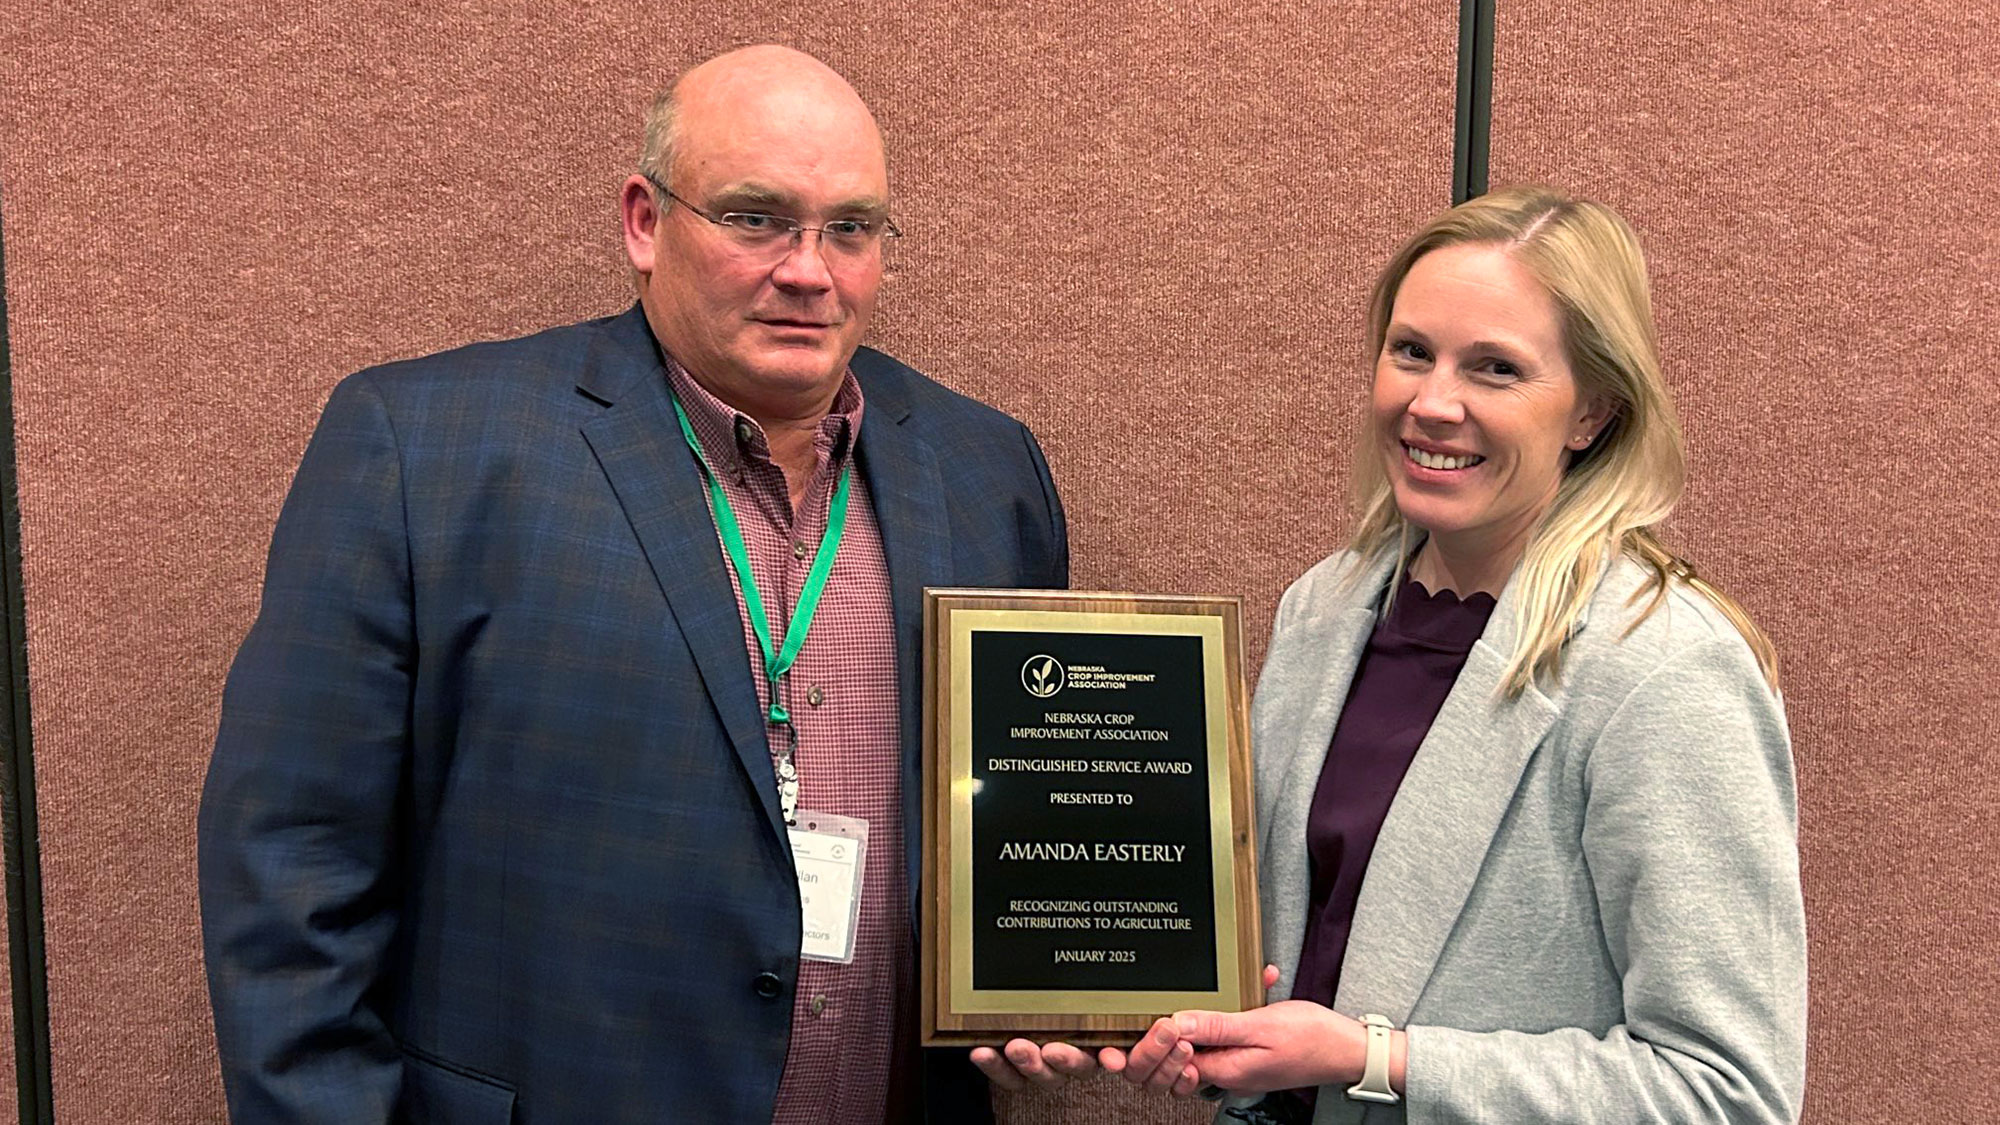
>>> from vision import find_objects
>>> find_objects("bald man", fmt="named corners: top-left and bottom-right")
top-left (199, 45), bottom-right (1067, 1124)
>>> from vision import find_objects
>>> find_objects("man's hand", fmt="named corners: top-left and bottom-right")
top-left (969, 1039), bottom-right (1101, 1093)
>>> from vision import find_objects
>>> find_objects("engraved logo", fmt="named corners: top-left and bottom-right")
top-left (1021, 655), bottom-right (1065, 698)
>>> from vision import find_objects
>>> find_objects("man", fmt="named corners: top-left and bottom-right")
top-left (199, 45), bottom-right (1067, 1123)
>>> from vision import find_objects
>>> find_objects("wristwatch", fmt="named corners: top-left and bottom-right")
top-left (1344, 1012), bottom-right (1400, 1105)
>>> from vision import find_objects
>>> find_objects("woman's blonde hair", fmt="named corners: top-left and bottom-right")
top-left (1351, 185), bottom-right (1778, 696)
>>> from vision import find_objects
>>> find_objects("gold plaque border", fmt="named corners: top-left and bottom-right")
top-left (948, 610), bottom-right (1234, 1013)
top-left (921, 589), bottom-right (1261, 1047)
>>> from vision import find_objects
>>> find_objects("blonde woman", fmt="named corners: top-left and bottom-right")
top-left (979, 187), bottom-right (1807, 1123)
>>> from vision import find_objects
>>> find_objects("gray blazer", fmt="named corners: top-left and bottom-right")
top-left (1238, 548), bottom-right (1805, 1124)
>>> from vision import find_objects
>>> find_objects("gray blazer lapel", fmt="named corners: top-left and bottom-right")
top-left (575, 313), bottom-right (783, 842)
top-left (851, 382), bottom-right (948, 911)
top-left (1333, 570), bottom-right (1561, 1025)
top-left (1257, 551), bottom-right (1398, 1000)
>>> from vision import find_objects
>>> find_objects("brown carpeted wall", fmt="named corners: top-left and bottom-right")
top-left (1487, 4), bottom-right (2000, 1121)
top-left (0, 1), bottom-right (1992, 1122)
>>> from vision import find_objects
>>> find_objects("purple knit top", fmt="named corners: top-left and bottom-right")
top-left (1288, 577), bottom-right (1497, 1014)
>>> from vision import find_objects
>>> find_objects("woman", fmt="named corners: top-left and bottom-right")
top-left (975, 186), bottom-right (1806, 1122)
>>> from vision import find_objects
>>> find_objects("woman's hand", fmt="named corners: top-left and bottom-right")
top-left (1167, 1001), bottom-right (1369, 1094)
top-left (968, 1040), bottom-right (1101, 1093)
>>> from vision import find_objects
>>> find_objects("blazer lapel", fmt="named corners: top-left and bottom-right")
top-left (850, 376), bottom-right (948, 914)
top-left (575, 309), bottom-right (784, 841)
top-left (1257, 552), bottom-right (1394, 998)
top-left (1332, 568), bottom-right (1562, 1025)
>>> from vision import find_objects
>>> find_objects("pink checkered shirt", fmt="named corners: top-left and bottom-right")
top-left (666, 360), bottom-right (910, 1125)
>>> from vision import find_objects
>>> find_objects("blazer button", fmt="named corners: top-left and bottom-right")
top-left (753, 971), bottom-right (784, 1000)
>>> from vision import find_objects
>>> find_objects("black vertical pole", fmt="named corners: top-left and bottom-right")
top-left (0, 190), bottom-right (56, 1124)
top-left (1453, 0), bottom-right (1496, 204)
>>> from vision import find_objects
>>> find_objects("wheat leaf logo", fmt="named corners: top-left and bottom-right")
top-left (1021, 655), bottom-right (1064, 697)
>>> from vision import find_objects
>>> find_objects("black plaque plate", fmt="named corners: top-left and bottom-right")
top-left (969, 630), bottom-right (1216, 991)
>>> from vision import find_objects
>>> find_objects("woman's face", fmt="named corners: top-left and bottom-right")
top-left (1372, 243), bottom-right (1608, 565)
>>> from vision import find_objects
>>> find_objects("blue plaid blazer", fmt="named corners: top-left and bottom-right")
top-left (198, 305), bottom-right (1069, 1123)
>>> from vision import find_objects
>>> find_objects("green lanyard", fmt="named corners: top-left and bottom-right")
top-left (671, 391), bottom-right (851, 822)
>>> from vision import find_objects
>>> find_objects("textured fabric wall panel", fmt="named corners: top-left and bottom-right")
top-left (872, 7), bottom-right (1456, 1125)
top-left (0, 838), bottom-right (11, 1108)
top-left (0, 991), bottom-right (10, 1116)
top-left (1491, 4), bottom-right (1998, 1120)
top-left (0, 1), bottom-right (1454, 1121)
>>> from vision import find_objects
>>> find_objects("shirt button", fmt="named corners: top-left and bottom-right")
top-left (752, 971), bottom-right (783, 1000)
top-left (807, 685), bottom-right (825, 707)
top-left (810, 993), bottom-right (829, 1017)
top-left (735, 419), bottom-right (755, 444)
top-left (792, 541), bottom-right (808, 560)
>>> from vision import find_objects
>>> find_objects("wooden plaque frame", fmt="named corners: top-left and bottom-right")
top-left (920, 588), bottom-right (1260, 1046)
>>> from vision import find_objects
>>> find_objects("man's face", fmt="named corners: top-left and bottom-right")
top-left (628, 71), bottom-right (889, 419)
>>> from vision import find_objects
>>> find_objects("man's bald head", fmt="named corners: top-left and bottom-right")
top-left (620, 44), bottom-right (895, 430)
top-left (639, 45), bottom-right (884, 188)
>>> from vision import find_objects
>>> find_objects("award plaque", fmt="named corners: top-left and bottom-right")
top-left (920, 589), bottom-right (1260, 1046)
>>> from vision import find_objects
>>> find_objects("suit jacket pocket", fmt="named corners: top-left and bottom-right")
top-left (397, 1046), bottom-right (517, 1124)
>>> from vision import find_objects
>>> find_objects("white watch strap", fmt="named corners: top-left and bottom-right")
top-left (1344, 1012), bottom-right (1400, 1105)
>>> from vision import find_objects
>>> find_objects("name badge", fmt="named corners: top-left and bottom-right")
top-left (789, 811), bottom-right (868, 964)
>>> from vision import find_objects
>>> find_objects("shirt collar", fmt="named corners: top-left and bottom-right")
top-left (662, 354), bottom-right (865, 477)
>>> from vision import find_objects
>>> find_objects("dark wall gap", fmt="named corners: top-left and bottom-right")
top-left (0, 194), bottom-right (57, 1125)
top-left (1454, 0), bottom-right (1496, 204)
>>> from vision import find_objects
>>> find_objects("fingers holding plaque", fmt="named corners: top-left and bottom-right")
top-left (921, 590), bottom-right (1261, 1046)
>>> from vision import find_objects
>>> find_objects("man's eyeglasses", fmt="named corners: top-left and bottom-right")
top-left (644, 173), bottom-right (901, 259)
